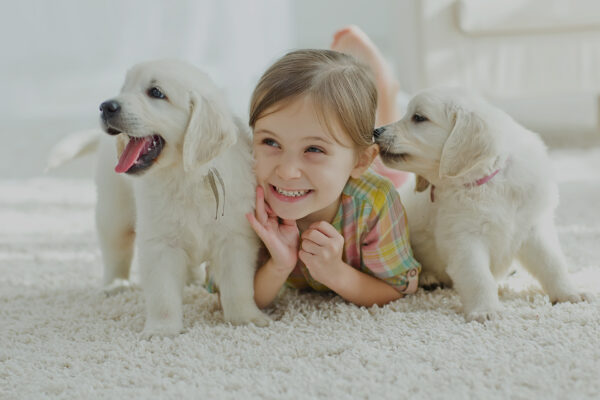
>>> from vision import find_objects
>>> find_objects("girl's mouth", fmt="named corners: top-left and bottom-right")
top-left (270, 185), bottom-right (313, 202)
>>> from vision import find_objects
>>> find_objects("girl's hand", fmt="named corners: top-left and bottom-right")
top-left (298, 221), bottom-right (345, 286)
top-left (246, 186), bottom-right (299, 272)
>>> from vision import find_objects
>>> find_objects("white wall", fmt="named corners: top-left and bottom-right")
top-left (1, 0), bottom-right (294, 121)
top-left (416, 0), bottom-right (600, 142)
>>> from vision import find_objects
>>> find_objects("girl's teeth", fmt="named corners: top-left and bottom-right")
top-left (275, 187), bottom-right (309, 197)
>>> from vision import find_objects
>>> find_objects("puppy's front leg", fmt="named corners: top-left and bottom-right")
top-left (138, 241), bottom-right (187, 338)
top-left (518, 217), bottom-right (592, 304)
top-left (95, 157), bottom-right (136, 295)
top-left (445, 242), bottom-right (500, 322)
top-left (212, 234), bottom-right (270, 327)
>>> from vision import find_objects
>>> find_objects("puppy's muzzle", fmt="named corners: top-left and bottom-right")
top-left (99, 100), bottom-right (122, 135)
top-left (373, 127), bottom-right (386, 138)
top-left (372, 127), bottom-right (386, 144)
top-left (372, 126), bottom-right (407, 163)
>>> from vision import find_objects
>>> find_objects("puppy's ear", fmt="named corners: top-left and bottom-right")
top-left (439, 108), bottom-right (496, 179)
top-left (415, 175), bottom-right (430, 192)
top-left (183, 91), bottom-right (237, 172)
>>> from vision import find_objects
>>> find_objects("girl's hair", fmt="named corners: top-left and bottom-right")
top-left (249, 49), bottom-right (377, 150)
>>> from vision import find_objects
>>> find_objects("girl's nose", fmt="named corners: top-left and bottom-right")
top-left (276, 157), bottom-right (302, 180)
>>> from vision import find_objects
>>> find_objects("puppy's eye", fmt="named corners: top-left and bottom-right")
top-left (412, 113), bottom-right (428, 123)
top-left (148, 87), bottom-right (166, 100)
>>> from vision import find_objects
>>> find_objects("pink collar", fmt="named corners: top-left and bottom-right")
top-left (430, 168), bottom-right (501, 202)
top-left (468, 168), bottom-right (501, 187)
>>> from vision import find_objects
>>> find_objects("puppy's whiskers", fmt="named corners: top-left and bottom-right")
top-left (383, 140), bottom-right (394, 155)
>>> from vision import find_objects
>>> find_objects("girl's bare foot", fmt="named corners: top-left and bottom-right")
top-left (331, 25), bottom-right (400, 125)
top-left (332, 25), bottom-right (409, 187)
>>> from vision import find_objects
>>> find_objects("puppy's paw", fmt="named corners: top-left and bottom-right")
top-left (419, 272), bottom-right (442, 290)
top-left (550, 290), bottom-right (595, 305)
top-left (224, 304), bottom-right (271, 327)
top-left (140, 321), bottom-right (183, 340)
top-left (464, 309), bottom-right (499, 323)
top-left (463, 301), bottom-right (500, 323)
top-left (248, 312), bottom-right (272, 327)
top-left (581, 292), bottom-right (596, 303)
top-left (103, 279), bottom-right (132, 296)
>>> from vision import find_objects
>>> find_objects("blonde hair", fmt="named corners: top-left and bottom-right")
top-left (249, 49), bottom-right (377, 150)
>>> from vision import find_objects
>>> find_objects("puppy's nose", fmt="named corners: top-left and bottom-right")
top-left (99, 100), bottom-right (121, 117)
top-left (373, 127), bottom-right (386, 138)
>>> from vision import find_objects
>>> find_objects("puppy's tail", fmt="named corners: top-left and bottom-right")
top-left (45, 129), bottom-right (102, 172)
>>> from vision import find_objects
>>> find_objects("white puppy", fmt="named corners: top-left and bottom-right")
top-left (375, 87), bottom-right (591, 322)
top-left (93, 59), bottom-right (269, 337)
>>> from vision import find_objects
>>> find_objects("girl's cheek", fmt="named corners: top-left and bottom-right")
top-left (252, 147), bottom-right (267, 163)
top-left (255, 146), bottom-right (277, 158)
top-left (305, 153), bottom-right (330, 166)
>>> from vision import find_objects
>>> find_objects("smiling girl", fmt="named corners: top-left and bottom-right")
top-left (246, 49), bottom-right (420, 308)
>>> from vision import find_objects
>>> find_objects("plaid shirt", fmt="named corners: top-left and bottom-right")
top-left (286, 169), bottom-right (421, 294)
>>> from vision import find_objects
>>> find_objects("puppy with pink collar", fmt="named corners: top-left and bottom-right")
top-left (375, 87), bottom-right (593, 322)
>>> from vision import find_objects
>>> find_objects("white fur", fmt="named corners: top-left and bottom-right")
top-left (377, 87), bottom-right (592, 322)
top-left (93, 59), bottom-right (269, 337)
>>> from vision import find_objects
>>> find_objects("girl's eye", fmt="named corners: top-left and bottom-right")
top-left (305, 146), bottom-right (324, 154)
top-left (262, 138), bottom-right (280, 148)
top-left (148, 87), bottom-right (166, 99)
top-left (412, 113), bottom-right (428, 123)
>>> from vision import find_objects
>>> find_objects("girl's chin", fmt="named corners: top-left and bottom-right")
top-left (270, 206), bottom-right (308, 221)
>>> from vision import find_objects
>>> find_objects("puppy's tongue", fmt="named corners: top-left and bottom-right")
top-left (115, 137), bottom-right (151, 173)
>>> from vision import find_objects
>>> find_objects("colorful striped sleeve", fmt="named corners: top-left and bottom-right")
top-left (360, 177), bottom-right (421, 294)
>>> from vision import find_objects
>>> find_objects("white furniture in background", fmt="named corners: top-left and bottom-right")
top-left (412, 0), bottom-right (600, 143)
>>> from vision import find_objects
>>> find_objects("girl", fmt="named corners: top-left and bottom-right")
top-left (246, 49), bottom-right (420, 308)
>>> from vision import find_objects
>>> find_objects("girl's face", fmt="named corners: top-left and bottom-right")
top-left (253, 96), bottom-right (367, 225)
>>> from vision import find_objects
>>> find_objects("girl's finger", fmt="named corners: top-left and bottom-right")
top-left (300, 238), bottom-right (319, 255)
top-left (255, 186), bottom-right (268, 225)
top-left (264, 201), bottom-right (276, 217)
top-left (298, 249), bottom-right (314, 265)
top-left (280, 218), bottom-right (297, 227)
top-left (301, 228), bottom-right (329, 246)
top-left (308, 221), bottom-right (339, 238)
top-left (245, 212), bottom-right (268, 241)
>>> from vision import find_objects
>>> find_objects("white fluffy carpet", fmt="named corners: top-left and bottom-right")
top-left (1, 148), bottom-right (600, 400)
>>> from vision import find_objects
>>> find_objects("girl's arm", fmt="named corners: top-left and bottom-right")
top-left (253, 258), bottom-right (293, 309)
top-left (246, 186), bottom-right (299, 309)
top-left (324, 261), bottom-right (403, 307)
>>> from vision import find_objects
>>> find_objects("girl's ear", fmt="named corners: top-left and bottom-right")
top-left (350, 144), bottom-right (379, 179)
